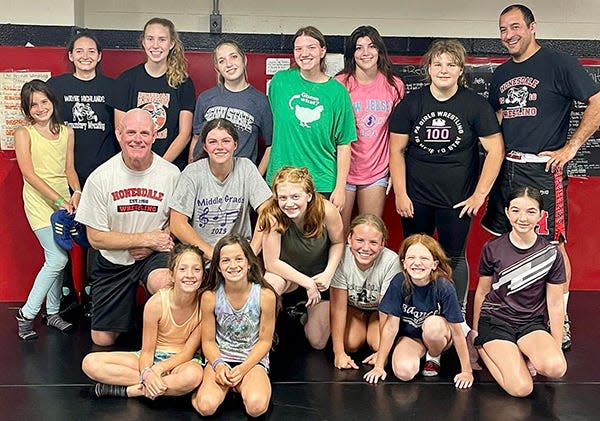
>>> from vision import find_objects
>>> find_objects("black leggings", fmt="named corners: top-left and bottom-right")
top-left (401, 202), bottom-right (471, 313)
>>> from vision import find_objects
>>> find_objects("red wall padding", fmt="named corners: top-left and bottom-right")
top-left (1, 46), bottom-right (598, 301)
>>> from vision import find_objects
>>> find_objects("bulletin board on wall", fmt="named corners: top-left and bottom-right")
top-left (1, 45), bottom-right (599, 301)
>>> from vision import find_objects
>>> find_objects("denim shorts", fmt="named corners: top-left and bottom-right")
top-left (345, 175), bottom-right (389, 192)
top-left (134, 350), bottom-right (204, 366)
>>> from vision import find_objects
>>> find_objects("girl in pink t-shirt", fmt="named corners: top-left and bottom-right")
top-left (336, 26), bottom-right (405, 234)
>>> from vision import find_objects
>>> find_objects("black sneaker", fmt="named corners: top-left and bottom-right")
top-left (92, 383), bottom-right (128, 399)
top-left (286, 302), bottom-right (307, 321)
top-left (271, 332), bottom-right (280, 353)
top-left (562, 316), bottom-right (572, 350)
top-left (16, 309), bottom-right (38, 340)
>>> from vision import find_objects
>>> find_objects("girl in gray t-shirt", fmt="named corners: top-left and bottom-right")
top-left (330, 214), bottom-right (400, 370)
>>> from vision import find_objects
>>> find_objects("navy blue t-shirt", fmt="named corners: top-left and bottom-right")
top-left (489, 48), bottom-right (599, 153)
top-left (379, 272), bottom-right (464, 338)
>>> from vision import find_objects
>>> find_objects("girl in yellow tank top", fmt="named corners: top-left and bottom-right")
top-left (82, 244), bottom-right (205, 400)
top-left (14, 79), bottom-right (81, 340)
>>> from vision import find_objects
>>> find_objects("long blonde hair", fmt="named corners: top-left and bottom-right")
top-left (258, 167), bottom-right (326, 238)
top-left (141, 17), bottom-right (189, 88)
top-left (213, 40), bottom-right (248, 86)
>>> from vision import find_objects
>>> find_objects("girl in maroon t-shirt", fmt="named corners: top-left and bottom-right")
top-left (473, 186), bottom-right (567, 397)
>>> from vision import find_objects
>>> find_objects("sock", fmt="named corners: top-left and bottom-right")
top-left (563, 292), bottom-right (569, 315)
top-left (425, 352), bottom-right (440, 364)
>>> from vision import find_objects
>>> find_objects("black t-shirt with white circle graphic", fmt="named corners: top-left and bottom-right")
top-left (390, 86), bottom-right (500, 207)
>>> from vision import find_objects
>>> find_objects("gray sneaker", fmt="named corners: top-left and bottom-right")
top-left (16, 309), bottom-right (38, 340)
top-left (45, 313), bottom-right (74, 332)
top-left (92, 383), bottom-right (128, 399)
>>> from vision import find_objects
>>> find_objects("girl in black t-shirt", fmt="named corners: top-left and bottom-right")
top-left (47, 31), bottom-right (118, 187)
top-left (114, 18), bottom-right (195, 170)
top-left (388, 39), bottom-right (504, 316)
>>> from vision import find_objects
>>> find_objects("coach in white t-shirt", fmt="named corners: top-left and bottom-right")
top-left (76, 109), bottom-right (180, 346)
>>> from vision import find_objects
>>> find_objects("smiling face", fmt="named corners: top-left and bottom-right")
top-left (173, 251), bottom-right (203, 292)
top-left (142, 23), bottom-right (174, 65)
top-left (403, 242), bottom-right (438, 285)
top-left (348, 223), bottom-right (385, 271)
top-left (203, 127), bottom-right (237, 165)
top-left (505, 194), bottom-right (542, 236)
top-left (276, 181), bottom-right (312, 221)
top-left (218, 243), bottom-right (249, 284)
top-left (117, 110), bottom-right (156, 169)
top-left (354, 36), bottom-right (379, 75)
top-left (69, 36), bottom-right (101, 75)
top-left (294, 35), bottom-right (326, 75)
top-left (28, 91), bottom-right (54, 125)
top-left (214, 43), bottom-right (247, 86)
top-left (428, 52), bottom-right (463, 92)
top-left (499, 8), bottom-right (537, 62)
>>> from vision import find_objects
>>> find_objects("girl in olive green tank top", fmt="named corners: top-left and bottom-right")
top-left (258, 167), bottom-right (345, 350)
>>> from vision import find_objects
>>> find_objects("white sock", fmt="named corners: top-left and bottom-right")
top-left (563, 292), bottom-right (569, 315)
top-left (461, 321), bottom-right (471, 336)
top-left (425, 352), bottom-right (441, 364)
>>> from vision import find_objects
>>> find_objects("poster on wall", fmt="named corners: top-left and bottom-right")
top-left (0, 71), bottom-right (51, 150)
top-left (566, 65), bottom-right (600, 177)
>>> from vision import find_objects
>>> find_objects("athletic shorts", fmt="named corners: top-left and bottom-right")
top-left (90, 251), bottom-right (169, 332)
top-left (474, 315), bottom-right (549, 346)
top-left (345, 175), bottom-right (389, 192)
top-left (134, 350), bottom-right (204, 366)
top-left (482, 152), bottom-right (568, 242)
top-left (284, 284), bottom-right (330, 304)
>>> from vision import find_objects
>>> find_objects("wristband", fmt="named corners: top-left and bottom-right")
top-left (139, 367), bottom-right (152, 385)
top-left (72, 190), bottom-right (82, 195)
top-left (55, 197), bottom-right (65, 207)
top-left (211, 358), bottom-right (226, 371)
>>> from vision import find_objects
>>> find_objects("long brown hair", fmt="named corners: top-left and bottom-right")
top-left (200, 234), bottom-right (279, 311)
top-left (20, 79), bottom-right (62, 135)
top-left (292, 26), bottom-right (327, 73)
top-left (66, 31), bottom-right (103, 74)
top-left (398, 234), bottom-right (452, 302)
top-left (257, 167), bottom-right (326, 238)
top-left (194, 117), bottom-right (239, 161)
top-left (338, 25), bottom-right (404, 100)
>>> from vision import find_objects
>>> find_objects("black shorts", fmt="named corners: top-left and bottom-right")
top-left (284, 284), bottom-right (330, 305)
top-left (203, 359), bottom-right (270, 374)
top-left (90, 251), bottom-right (169, 332)
top-left (482, 155), bottom-right (568, 242)
top-left (474, 315), bottom-right (549, 346)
